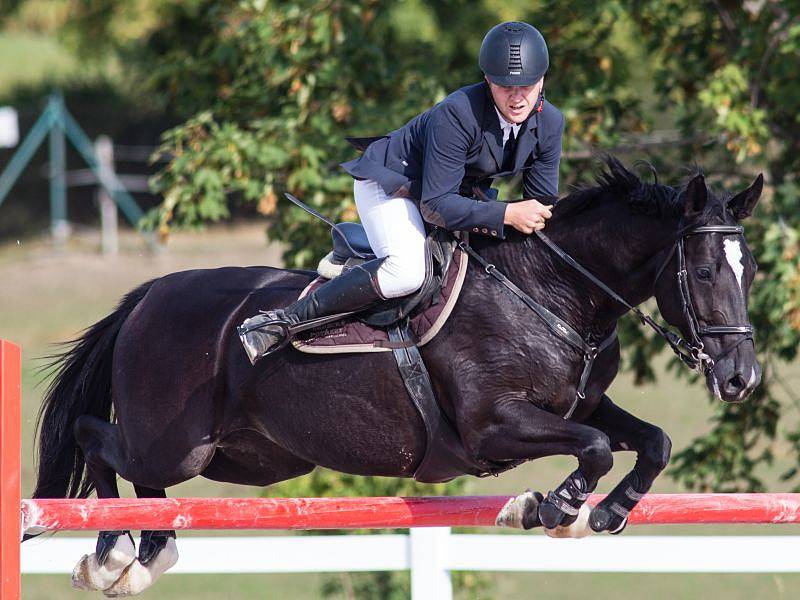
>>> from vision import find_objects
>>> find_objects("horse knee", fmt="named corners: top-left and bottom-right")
top-left (644, 427), bottom-right (672, 471)
top-left (579, 432), bottom-right (613, 478)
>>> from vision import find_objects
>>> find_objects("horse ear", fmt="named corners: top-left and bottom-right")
top-left (683, 173), bottom-right (708, 217)
top-left (728, 174), bottom-right (764, 221)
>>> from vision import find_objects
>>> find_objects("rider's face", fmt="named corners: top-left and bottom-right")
top-left (485, 77), bottom-right (544, 124)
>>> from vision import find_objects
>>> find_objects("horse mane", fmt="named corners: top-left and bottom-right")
top-left (552, 157), bottom-right (685, 221)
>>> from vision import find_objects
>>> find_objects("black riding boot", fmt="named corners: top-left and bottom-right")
top-left (238, 258), bottom-right (386, 364)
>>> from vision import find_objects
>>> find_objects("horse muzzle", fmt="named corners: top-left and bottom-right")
top-left (706, 360), bottom-right (761, 403)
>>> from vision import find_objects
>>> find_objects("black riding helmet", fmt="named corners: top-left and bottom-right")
top-left (479, 21), bottom-right (549, 87)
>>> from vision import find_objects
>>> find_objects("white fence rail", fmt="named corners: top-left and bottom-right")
top-left (22, 531), bottom-right (800, 599)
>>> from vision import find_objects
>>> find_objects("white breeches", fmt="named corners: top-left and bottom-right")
top-left (353, 178), bottom-right (427, 298)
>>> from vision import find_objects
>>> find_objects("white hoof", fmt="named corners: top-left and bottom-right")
top-left (103, 538), bottom-right (179, 597)
top-left (496, 489), bottom-right (539, 529)
top-left (71, 535), bottom-right (136, 591)
top-left (545, 502), bottom-right (594, 538)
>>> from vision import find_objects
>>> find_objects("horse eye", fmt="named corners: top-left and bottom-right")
top-left (696, 267), bottom-right (712, 281)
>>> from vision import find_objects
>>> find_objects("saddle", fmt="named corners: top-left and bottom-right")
top-left (292, 225), bottom-right (468, 353)
top-left (290, 224), bottom-right (492, 483)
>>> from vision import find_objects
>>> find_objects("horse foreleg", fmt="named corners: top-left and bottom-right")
top-left (583, 393), bottom-right (672, 534)
top-left (102, 486), bottom-right (178, 597)
top-left (460, 397), bottom-right (613, 535)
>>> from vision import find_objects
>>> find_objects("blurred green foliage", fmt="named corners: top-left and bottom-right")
top-left (5, 0), bottom-right (800, 594)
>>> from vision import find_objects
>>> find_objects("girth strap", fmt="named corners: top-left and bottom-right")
top-left (388, 322), bottom-right (440, 479)
top-left (388, 321), bottom-right (493, 481)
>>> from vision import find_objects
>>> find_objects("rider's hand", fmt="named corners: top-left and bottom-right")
top-left (503, 199), bottom-right (553, 234)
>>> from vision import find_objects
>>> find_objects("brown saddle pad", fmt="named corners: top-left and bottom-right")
top-left (292, 245), bottom-right (468, 354)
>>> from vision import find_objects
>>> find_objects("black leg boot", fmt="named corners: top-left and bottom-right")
top-left (238, 258), bottom-right (386, 364)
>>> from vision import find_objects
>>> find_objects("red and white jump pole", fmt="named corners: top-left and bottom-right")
top-left (4, 338), bottom-right (800, 600)
top-left (20, 493), bottom-right (800, 532)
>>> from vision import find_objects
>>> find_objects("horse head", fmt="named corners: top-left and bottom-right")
top-left (654, 173), bottom-right (763, 403)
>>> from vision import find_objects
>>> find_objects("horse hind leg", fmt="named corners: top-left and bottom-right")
top-left (101, 486), bottom-right (179, 597)
top-left (71, 417), bottom-right (137, 592)
top-left (74, 413), bottom-right (214, 596)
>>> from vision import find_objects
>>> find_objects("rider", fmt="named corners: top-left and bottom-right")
top-left (239, 21), bottom-right (563, 364)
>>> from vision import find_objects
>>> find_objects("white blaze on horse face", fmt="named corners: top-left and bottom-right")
top-left (723, 239), bottom-right (745, 295)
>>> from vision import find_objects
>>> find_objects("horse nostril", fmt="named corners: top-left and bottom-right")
top-left (724, 373), bottom-right (747, 395)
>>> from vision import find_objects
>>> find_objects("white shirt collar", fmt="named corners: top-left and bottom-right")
top-left (493, 105), bottom-right (523, 146)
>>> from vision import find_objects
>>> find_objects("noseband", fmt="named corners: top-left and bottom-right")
top-left (652, 224), bottom-right (754, 374)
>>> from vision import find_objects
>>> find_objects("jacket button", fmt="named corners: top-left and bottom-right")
top-left (472, 227), bottom-right (479, 233)
top-left (491, 230), bottom-right (497, 236)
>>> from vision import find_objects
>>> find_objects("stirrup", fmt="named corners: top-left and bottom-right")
top-left (237, 315), bottom-right (294, 365)
top-left (237, 309), bottom-right (364, 365)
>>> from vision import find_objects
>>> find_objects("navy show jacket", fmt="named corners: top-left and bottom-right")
top-left (341, 81), bottom-right (564, 239)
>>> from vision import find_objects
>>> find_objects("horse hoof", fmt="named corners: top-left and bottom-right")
top-left (589, 503), bottom-right (627, 533)
top-left (495, 489), bottom-right (543, 530)
top-left (102, 538), bottom-right (178, 597)
top-left (610, 517), bottom-right (628, 535)
top-left (545, 503), bottom-right (594, 538)
top-left (71, 534), bottom-right (136, 591)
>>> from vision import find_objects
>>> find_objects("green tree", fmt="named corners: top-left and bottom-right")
top-left (626, 0), bottom-right (800, 492)
top-left (140, 0), bottom-right (645, 262)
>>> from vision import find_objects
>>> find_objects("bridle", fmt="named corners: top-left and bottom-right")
top-left (651, 224), bottom-right (754, 375)
top-left (458, 219), bottom-right (755, 419)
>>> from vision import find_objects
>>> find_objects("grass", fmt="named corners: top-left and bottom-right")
top-left (0, 31), bottom-right (82, 93)
top-left (20, 573), bottom-right (800, 600)
top-left (3, 225), bottom-right (800, 599)
top-left (21, 573), bottom-right (330, 600)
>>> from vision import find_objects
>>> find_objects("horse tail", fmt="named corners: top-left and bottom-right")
top-left (32, 280), bottom-right (156, 499)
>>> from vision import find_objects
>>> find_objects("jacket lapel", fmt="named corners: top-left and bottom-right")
top-left (513, 112), bottom-right (539, 173)
top-left (482, 90), bottom-right (504, 172)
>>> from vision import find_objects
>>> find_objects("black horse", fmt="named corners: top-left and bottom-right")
top-left (32, 159), bottom-right (762, 595)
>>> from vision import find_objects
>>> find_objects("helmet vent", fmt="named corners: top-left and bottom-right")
top-left (509, 43), bottom-right (523, 72)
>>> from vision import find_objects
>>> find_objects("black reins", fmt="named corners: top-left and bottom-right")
top-left (457, 222), bottom-right (754, 419)
top-left (457, 238), bottom-right (617, 419)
